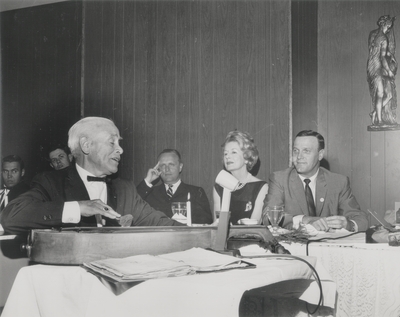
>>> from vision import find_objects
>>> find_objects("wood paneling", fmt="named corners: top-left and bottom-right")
top-left (317, 1), bottom-right (400, 222)
top-left (83, 0), bottom-right (291, 202)
top-left (291, 0), bottom-right (318, 135)
top-left (1, 1), bottom-right (82, 181)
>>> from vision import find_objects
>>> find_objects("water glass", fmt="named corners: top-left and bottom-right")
top-left (264, 205), bottom-right (284, 234)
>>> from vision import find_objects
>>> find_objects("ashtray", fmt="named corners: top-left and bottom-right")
top-left (238, 218), bottom-right (258, 225)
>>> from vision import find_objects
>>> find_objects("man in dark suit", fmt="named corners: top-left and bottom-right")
top-left (137, 149), bottom-right (213, 224)
top-left (264, 130), bottom-right (368, 232)
top-left (0, 155), bottom-right (30, 211)
top-left (1, 117), bottom-right (183, 236)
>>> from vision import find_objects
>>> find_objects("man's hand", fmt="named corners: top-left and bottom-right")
top-left (303, 216), bottom-right (330, 231)
top-left (144, 162), bottom-right (161, 184)
top-left (78, 199), bottom-right (121, 219)
top-left (303, 215), bottom-right (348, 231)
top-left (326, 215), bottom-right (348, 230)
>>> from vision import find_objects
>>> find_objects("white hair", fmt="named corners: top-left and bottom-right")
top-left (68, 117), bottom-right (115, 157)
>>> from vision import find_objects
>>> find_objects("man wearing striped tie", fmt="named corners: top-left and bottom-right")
top-left (137, 149), bottom-right (213, 224)
top-left (0, 155), bottom-right (29, 211)
top-left (263, 130), bottom-right (368, 232)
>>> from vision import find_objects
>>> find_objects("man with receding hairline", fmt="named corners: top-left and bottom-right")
top-left (1, 117), bottom-right (183, 235)
top-left (137, 149), bottom-right (213, 224)
top-left (263, 130), bottom-right (368, 232)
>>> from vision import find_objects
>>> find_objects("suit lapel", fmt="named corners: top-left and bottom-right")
top-left (289, 169), bottom-right (310, 215)
top-left (174, 182), bottom-right (187, 199)
top-left (315, 169), bottom-right (327, 217)
top-left (64, 167), bottom-right (90, 201)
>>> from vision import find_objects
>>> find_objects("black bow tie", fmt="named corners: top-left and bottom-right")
top-left (87, 176), bottom-right (108, 182)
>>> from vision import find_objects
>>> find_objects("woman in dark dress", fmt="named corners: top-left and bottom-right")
top-left (213, 130), bottom-right (268, 224)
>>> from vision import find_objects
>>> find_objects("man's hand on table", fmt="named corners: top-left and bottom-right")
top-left (78, 199), bottom-right (121, 219)
top-left (303, 215), bottom-right (348, 232)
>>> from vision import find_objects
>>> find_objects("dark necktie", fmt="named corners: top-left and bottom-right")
top-left (304, 179), bottom-right (316, 217)
top-left (87, 176), bottom-right (107, 182)
top-left (167, 185), bottom-right (173, 198)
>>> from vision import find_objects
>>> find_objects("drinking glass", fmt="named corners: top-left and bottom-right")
top-left (264, 205), bottom-right (284, 234)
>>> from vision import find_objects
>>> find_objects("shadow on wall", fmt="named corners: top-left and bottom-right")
top-left (320, 159), bottom-right (330, 171)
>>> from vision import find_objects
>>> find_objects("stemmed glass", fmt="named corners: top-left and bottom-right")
top-left (263, 205), bottom-right (284, 235)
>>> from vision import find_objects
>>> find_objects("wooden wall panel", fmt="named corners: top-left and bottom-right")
top-left (269, 1), bottom-right (291, 172)
top-left (1, 1), bottom-right (82, 181)
top-left (83, 0), bottom-right (291, 202)
top-left (291, 0), bottom-right (318, 135)
top-left (175, 1), bottom-right (192, 183)
top-left (318, 1), bottom-right (400, 222)
top-left (197, 1), bottom-right (215, 196)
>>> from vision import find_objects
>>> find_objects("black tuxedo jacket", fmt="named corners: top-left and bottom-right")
top-left (137, 180), bottom-right (213, 224)
top-left (1, 166), bottom-right (183, 235)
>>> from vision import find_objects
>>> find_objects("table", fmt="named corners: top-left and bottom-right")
top-left (2, 254), bottom-right (335, 317)
top-left (0, 235), bottom-right (29, 307)
top-left (283, 231), bottom-right (400, 317)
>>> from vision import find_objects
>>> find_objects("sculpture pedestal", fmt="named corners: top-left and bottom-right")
top-left (367, 123), bottom-right (400, 131)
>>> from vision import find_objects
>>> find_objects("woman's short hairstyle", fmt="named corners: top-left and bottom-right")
top-left (68, 117), bottom-right (115, 157)
top-left (222, 130), bottom-right (259, 171)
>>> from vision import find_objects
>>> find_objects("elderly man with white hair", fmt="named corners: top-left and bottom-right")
top-left (1, 117), bottom-right (183, 235)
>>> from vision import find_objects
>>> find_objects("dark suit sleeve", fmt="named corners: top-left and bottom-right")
top-left (114, 179), bottom-right (185, 227)
top-left (1, 174), bottom-right (66, 235)
top-left (136, 179), bottom-right (154, 200)
top-left (191, 187), bottom-right (213, 224)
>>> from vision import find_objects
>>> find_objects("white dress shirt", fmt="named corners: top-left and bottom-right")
top-left (62, 164), bottom-right (107, 224)
top-left (292, 170), bottom-right (318, 229)
top-left (164, 179), bottom-right (181, 195)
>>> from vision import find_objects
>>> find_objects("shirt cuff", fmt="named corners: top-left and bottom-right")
top-left (144, 179), bottom-right (153, 188)
top-left (62, 201), bottom-right (81, 223)
top-left (349, 219), bottom-right (358, 232)
top-left (292, 215), bottom-right (304, 229)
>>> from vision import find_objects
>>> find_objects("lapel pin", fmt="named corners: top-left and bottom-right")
top-left (320, 198), bottom-right (324, 202)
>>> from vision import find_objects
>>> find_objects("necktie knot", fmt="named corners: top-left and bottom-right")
top-left (87, 176), bottom-right (108, 182)
top-left (304, 178), bottom-right (311, 185)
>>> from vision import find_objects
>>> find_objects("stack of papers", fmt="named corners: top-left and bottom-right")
top-left (83, 254), bottom-right (194, 282)
top-left (83, 248), bottom-right (254, 283)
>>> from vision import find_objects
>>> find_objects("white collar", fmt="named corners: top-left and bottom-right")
top-left (298, 169), bottom-right (319, 183)
top-left (75, 163), bottom-right (98, 185)
top-left (164, 179), bottom-right (181, 191)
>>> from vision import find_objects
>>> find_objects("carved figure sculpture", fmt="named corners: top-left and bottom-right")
top-left (367, 15), bottom-right (398, 127)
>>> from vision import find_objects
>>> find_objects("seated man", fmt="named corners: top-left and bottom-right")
top-left (264, 130), bottom-right (368, 232)
top-left (1, 155), bottom-right (30, 211)
top-left (137, 149), bottom-right (213, 224)
top-left (1, 117), bottom-right (183, 236)
top-left (48, 143), bottom-right (73, 170)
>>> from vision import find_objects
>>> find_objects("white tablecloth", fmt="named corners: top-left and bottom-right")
top-left (2, 255), bottom-right (335, 317)
top-left (283, 232), bottom-right (400, 317)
